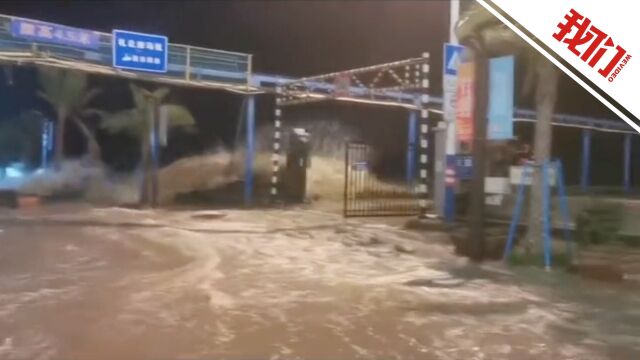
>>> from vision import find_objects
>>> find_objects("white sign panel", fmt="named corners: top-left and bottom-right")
top-left (510, 166), bottom-right (557, 186)
top-left (485, 176), bottom-right (511, 194)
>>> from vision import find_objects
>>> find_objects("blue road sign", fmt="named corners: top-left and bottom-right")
top-left (443, 43), bottom-right (464, 76)
top-left (487, 56), bottom-right (515, 140)
top-left (112, 30), bottom-right (168, 73)
top-left (447, 154), bottom-right (473, 180)
top-left (11, 18), bottom-right (99, 49)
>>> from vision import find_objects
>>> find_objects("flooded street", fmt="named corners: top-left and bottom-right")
top-left (0, 206), bottom-right (638, 360)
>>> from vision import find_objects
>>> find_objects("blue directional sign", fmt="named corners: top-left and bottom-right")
top-left (11, 19), bottom-right (100, 49)
top-left (112, 30), bottom-right (168, 73)
top-left (444, 43), bottom-right (464, 76)
top-left (451, 154), bottom-right (473, 180)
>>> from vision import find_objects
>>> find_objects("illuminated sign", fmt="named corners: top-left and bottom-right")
top-left (112, 30), bottom-right (168, 73)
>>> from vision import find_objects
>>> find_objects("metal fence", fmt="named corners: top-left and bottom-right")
top-left (0, 14), bottom-right (252, 91)
top-left (343, 142), bottom-right (419, 217)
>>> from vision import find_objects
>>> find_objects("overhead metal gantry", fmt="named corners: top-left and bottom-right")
top-left (0, 14), bottom-right (257, 94)
top-left (278, 56), bottom-right (429, 110)
top-left (0, 13), bottom-right (636, 205)
top-left (268, 54), bottom-right (432, 216)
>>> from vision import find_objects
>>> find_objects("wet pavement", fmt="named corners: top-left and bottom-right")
top-left (0, 206), bottom-right (638, 360)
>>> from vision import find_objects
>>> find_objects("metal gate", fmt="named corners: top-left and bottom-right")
top-left (343, 142), bottom-right (420, 217)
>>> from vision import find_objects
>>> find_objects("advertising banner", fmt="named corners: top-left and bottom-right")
top-left (455, 61), bottom-right (475, 150)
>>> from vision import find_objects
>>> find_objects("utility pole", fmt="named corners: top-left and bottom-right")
top-left (449, 0), bottom-right (460, 44)
top-left (439, 0), bottom-right (460, 221)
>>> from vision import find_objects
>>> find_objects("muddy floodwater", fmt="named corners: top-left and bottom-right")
top-left (0, 206), bottom-right (638, 360)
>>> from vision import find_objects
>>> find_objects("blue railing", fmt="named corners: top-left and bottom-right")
top-left (0, 14), bottom-right (252, 88)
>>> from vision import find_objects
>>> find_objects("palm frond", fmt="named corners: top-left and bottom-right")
top-left (130, 83), bottom-right (151, 109)
top-left (80, 108), bottom-right (109, 119)
top-left (456, 2), bottom-right (499, 43)
top-left (100, 109), bottom-right (143, 137)
top-left (80, 88), bottom-right (102, 108)
top-left (161, 104), bottom-right (196, 130)
top-left (59, 70), bottom-right (88, 108)
top-left (37, 67), bottom-right (64, 105)
top-left (152, 87), bottom-right (170, 101)
top-left (456, 2), bottom-right (528, 57)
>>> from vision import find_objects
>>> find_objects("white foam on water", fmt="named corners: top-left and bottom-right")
top-left (0, 286), bottom-right (79, 318)
top-left (2, 207), bottom-right (637, 359)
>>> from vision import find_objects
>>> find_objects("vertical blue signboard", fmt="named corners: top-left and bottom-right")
top-left (11, 18), bottom-right (100, 49)
top-left (487, 56), bottom-right (515, 140)
top-left (444, 43), bottom-right (464, 76)
top-left (112, 30), bottom-right (168, 73)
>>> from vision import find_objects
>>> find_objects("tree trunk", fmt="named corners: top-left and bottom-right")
top-left (139, 100), bottom-right (155, 207)
top-left (467, 43), bottom-right (490, 261)
top-left (139, 132), bottom-right (151, 207)
top-left (54, 108), bottom-right (67, 170)
top-left (524, 59), bottom-right (560, 253)
top-left (73, 117), bottom-right (101, 164)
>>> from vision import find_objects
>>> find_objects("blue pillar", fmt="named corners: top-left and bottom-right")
top-left (624, 133), bottom-right (632, 192)
top-left (41, 121), bottom-right (49, 169)
top-left (444, 155), bottom-right (456, 223)
top-left (580, 128), bottom-right (591, 192)
top-left (244, 95), bottom-right (256, 205)
top-left (406, 110), bottom-right (417, 185)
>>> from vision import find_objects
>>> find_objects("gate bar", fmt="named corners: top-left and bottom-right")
top-left (271, 87), bottom-right (283, 202)
top-left (406, 110), bottom-right (417, 185)
top-left (418, 52), bottom-right (430, 217)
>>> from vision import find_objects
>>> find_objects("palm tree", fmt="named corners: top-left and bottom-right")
top-left (100, 83), bottom-right (195, 205)
top-left (0, 110), bottom-right (46, 176)
top-left (456, 3), bottom-right (560, 254)
top-left (37, 67), bottom-right (103, 167)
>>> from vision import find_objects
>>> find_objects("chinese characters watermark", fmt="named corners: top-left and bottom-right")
top-left (553, 9), bottom-right (631, 82)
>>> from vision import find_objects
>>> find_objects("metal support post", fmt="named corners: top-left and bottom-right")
top-left (624, 133), bottom-right (631, 192)
top-left (150, 98), bottom-right (160, 208)
top-left (271, 88), bottom-right (283, 203)
top-left (244, 95), bottom-right (256, 205)
top-left (580, 128), bottom-right (591, 192)
top-left (406, 110), bottom-right (417, 186)
top-left (417, 53), bottom-right (430, 217)
top-left (542, 161), bottom-right (552, 271)
top-left (503, 162), bottom-right (530, 260)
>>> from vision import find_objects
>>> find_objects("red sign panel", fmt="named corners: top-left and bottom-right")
top-left (456, 62), bottom-right (475, 150)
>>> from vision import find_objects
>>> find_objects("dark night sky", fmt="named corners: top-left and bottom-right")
top-left (0, 0), bottom-right (618, 118)
top-left (0, 0), bottom-right (629, 185)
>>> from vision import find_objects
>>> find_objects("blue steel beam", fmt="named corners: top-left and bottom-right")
top-left (255, 73), bottom-right (635, 135)
top-left (0, 14), bottom-right (636, 135)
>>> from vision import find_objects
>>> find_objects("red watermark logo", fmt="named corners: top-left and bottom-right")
top-left (553, 9), bottom-right (631, 82)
